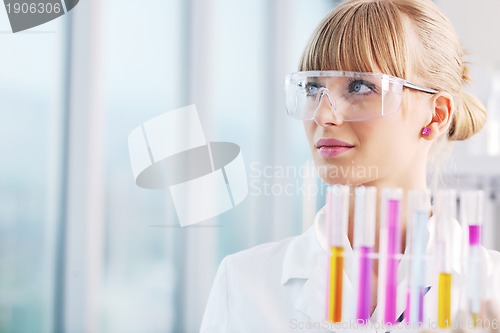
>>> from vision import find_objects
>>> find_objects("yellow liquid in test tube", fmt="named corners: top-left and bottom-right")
top-left (438, 273), bottom-right (452, 328)
top-left (328, 247), bottom-right (344, 322)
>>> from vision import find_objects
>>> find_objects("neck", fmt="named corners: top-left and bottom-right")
top-left (347, 173), bottom-right (428, 252)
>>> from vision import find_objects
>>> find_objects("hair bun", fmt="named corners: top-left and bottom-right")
top-left (448, 90), bottom-right (487, 141)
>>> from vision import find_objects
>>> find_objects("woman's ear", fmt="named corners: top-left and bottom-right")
top-left (421, 92), bottom-right (454, 141)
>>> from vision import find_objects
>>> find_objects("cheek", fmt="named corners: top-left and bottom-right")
top-left (354, 120), bottom-right (394, 149)
top-left (353, 116), bottom-right (418, 169)
top-left (405, 94), bottom-right (435, 127)
top-left (368, 103), bottom-right (422, 136)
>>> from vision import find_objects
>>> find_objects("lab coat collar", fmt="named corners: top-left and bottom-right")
top-left (281, 206), bottom-right (340, 285)
top-left (280, 204), bottom-right (495, 322)
top-left (281, 206), bottom-right (354, 321)
top-left (281, 204), bottom-right (496, 283)
top-left (280, 211), bottom-right (324, 285)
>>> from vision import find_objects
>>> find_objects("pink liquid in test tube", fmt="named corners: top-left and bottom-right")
top-left (357, 246), bottom-right (372, 321)
top-left (354, 186), bottom-right (376, 323)
top-left (384, 199), bottom-right (401, 324)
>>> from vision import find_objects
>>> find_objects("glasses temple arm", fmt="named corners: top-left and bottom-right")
top-left (403, 81), bottom-right (438, 94)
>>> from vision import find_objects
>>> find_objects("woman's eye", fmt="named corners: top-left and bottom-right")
top-left (304, 82), bottom-right (321, 96)
top-left (348, 80), bottom-right (375, 94)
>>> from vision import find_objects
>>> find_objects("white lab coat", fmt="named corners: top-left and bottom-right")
top-left (200, 206), bottom-right (500, 333)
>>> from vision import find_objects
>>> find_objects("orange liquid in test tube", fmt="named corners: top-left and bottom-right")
top-left (327, 246), bottom-right (344, 322)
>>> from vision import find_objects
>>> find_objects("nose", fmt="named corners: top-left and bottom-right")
top-left (312, 90), bottom-right (344, 127)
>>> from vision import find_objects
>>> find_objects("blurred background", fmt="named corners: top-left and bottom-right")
top-left (0, 0), bottom-right (499, 332)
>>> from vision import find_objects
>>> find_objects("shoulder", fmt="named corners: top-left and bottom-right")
top-left (222, 234), bottom-right (299, 276)
top-left (221, 225), bottom-right (318, 283)
top-left (228, 235), bottom-right (296, 261)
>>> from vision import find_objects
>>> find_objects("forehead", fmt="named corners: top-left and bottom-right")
top-left (300, 1), bottom-right (411, 79)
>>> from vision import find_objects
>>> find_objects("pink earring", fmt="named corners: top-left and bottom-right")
top-left (421, 127), bottom-right (431, 136)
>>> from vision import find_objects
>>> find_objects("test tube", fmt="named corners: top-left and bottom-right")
top-left (405, 190), bottom-right (430, 325)
top-left (353, 186), bottom-right (377, 323)
top-left (434, 190), bottom-right (456, 329)
top-left (460, 190), bottom-right (485, 327)
top-left (377, 188), bottom-right (403, 325)
top-left (325, 185), bottom-right (349, 323)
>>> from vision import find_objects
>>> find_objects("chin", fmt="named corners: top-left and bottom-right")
top-left (320, 177), bottom-right (369, 187)
top-left (314, 163), bottom-right (379, 187)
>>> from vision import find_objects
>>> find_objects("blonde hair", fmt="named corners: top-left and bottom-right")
top-left (299, 0), bottom-right (487, 141)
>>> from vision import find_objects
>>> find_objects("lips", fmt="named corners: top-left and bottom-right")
top-left (316, 137), bottom-right (354, 158)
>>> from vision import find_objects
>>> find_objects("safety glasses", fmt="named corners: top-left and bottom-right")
top-left (284, 71), bottom-right (437, 121)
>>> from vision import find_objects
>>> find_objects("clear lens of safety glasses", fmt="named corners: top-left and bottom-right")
top-left (285, 71), bottom-right (422, 121)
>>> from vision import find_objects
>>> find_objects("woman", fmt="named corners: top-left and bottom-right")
top-left (201, 0), bottom-right (500, 332)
